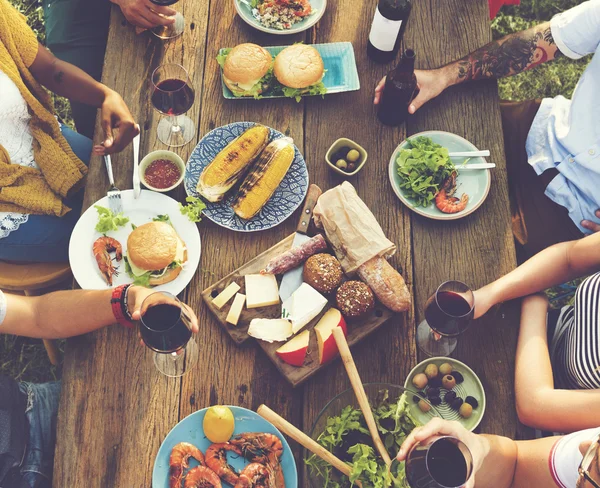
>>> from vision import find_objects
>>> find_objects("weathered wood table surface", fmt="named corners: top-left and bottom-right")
top-left (54, 1), bottom-right (524, 486)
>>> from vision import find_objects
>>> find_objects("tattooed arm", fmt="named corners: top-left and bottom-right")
top-left (29, 43), bottom-right (138, 154)
top-left (374, 22), bottom-right (562, 113)
top-left (450, 22), bottom-right (559, 83)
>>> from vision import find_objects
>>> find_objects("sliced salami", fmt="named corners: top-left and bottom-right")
top-left (261, 234), bottom-right (328, 275)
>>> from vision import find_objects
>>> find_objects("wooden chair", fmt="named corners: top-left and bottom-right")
top-left (0, 261), bottom-right (72, 366)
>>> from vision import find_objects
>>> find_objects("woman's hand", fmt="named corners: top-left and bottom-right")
top-left (373, 68), bottom-right (454, 113)
top-left (111, 0), bottom-right (176, 29)
top-left (93, 91), bottom-right (139, 156)
top-left (397, 418), bottom-right (489, 488)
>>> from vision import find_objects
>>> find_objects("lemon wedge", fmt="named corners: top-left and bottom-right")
top-left (204, 406), bottom-right (235, 443)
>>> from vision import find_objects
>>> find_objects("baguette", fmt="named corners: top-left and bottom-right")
top-left (357, 256), bottom-right (410, 312)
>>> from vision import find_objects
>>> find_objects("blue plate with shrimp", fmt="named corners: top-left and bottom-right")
top-left (152, 406), bottom-right (298, 488)
top-left (388, 131), bottom-right (492, 221)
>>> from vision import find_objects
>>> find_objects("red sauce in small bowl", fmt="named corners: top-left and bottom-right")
top-left (144, 159), bottom-right (181, 189)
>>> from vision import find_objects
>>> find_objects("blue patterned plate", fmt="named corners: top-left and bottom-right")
top-left (152, 406), bottom-right (298, 488)
top-left (185, 122), bottom-right (308, 232)
top-left (220, 42), bottom-right (360, 100)
top-left (234, 0), bottom-right (326, 35)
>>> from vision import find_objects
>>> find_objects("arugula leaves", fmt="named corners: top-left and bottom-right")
top-left (305, 392), bottom-right (418, 487)
top-left (179, 196), bottom-right (206, 223)
top-left (396, 137), bottom-right (456, 207)
top-left (94, 205), bottom-right (129, 233)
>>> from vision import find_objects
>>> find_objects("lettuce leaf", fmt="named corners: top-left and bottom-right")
top-left (216, 48), bottom-right (231, 68)
top-left (124, 257), bottom-right (152, 287)
top-left (395, 136), bottom-right (455, 207)
top-left (179, 196), bottom-right (206, 223)
top-left (282, 81), bottom-right (327, 102)
top-left (94, 205), bottom-right (129, 233)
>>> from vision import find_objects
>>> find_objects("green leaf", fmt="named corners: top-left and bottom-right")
top-left (179, 196), bottom-right (206, 223)
top-left (281, 80), bottom-right (328, 102)
top-left (216, 48), bottom-right (231, 68)
top-left (153, 214), bottom-right (172, 225)
top-left (123, 257), bottom-right (152, 287)
top-left (94, 205), bottom-right (129, 233)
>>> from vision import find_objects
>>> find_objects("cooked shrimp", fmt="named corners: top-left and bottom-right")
top-left (230, 433), bottom-right (283, 464)
top-left (234, 463), bottom-right (270, 488)
top-left (435, 171), bottom-right (469, 214)
top-left (184, 466), bottom-right (222, 488)
top-left (205, 443), bottom-right (241, 486)
top-left (265, 454), bottom-right (286, 488)
top-left (170, 442), bottom-right (206, 488)
top-left (92, 236), bottom-right (122, 285)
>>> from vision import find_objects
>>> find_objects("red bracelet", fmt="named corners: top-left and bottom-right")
top-left (111, 284), bottom-right (134, 328)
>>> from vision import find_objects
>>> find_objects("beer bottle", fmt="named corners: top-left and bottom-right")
top-left (377, 49), bottom-right (418, 126)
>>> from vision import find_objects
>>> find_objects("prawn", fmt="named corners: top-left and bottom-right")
top-left (170, 442), bottom-right (206, 488)
top-left (234, 463), bottom-right (270, 488)
top-left (183, 466), bottom-right (222, 488)
top-left (230, 433), bottom-right (283, 464)
top-left (435, 171), bottom-right (469, 214)
top-left (92, 236), bottom-right (122, 285)
top-left (264, 454), bottom-right (286, 488)
top-left (205, 443), bottom-right (241, 486)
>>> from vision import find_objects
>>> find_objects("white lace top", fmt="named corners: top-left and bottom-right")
top-left (0, 69), bottom-right (36, 238)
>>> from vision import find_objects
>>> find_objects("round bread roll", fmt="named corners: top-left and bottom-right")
top-left (336, 280), bottom-right (375, 318)
top-left (127, 222), bottom-right (179, 271)
top-left (303, 253), bottom-right (343, 294)
top-left (223, 43), bottom-right (273, 95)
top-left (274, 44), bottom-right (324, 89)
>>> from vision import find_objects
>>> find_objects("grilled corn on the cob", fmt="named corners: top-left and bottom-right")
top-left (197, 125), bottom-right (270, 202)
top-left (232, 137), bottom-right (295, 220)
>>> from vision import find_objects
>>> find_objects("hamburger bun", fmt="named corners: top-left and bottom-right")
top-left (223, 43), bottom-right (273, 96)
top-left (148, 249), bottom-right (188, 285)
top-left (274, 44), bottom-right (324, 89)
top-left (127, 222), bottom-right (182, 271)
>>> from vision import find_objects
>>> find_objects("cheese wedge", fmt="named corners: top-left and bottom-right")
top-left (281, 283), bottom-right (328, 334)
top-left (248, 319), bottom-right (293, 343)
top-left (226, 293), bottom-right (246, 326)
top-left (245, 274), bottom-right (280, 309)
top-left (212, 282), bottom-right (241, 310)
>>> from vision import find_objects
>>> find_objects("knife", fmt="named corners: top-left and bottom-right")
top-left (132, 131), bottom-right (141, 199)
top-left (279, 184), bottom-right (323, 301)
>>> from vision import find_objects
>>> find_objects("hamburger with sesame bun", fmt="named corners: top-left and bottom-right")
top-left (125, 221), bottom-right (187, 287)
top-left (274, 44), bottom-right (327, 101)
top-left (218, 43), bottom-right (274, 98)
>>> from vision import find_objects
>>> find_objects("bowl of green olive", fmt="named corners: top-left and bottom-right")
top-left (326, 138), bottom-right (368, 176)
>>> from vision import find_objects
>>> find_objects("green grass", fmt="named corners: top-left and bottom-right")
top-left (1, 0), bottom-right (589, 382)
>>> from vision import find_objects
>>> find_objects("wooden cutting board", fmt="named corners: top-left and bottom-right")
top-left (201, 233), bottom-right (396, 387)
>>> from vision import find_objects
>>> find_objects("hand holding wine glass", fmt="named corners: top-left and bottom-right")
top-left (137, 291), bottom-right (199, 377)
top-left (417, 281), bottom-right (475, 357)
top-left (111, 0), bottom-right (177, 30)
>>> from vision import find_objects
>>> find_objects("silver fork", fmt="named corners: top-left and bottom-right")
top-left (104, 154), bottom-right (123, 214)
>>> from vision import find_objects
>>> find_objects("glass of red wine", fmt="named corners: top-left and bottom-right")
top-left (138, 291), bottom-right (198, 377)
top-left (150, 63), bottom-right (196, 147)
top-left (417, 280), bottom-right (475, 357)
top-left (150, 0), bottom-right (184, 40)
top-left (403, 436), bottom-right (474, 488)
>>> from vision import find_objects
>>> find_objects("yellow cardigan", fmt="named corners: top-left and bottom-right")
top-left (0, 0), bottom-right (88, 216)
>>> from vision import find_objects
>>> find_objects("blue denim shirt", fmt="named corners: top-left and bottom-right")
top-left (526, 0), bottom-right (600, 233)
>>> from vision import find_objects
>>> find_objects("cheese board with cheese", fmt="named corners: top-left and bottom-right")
top-left (201, 182), bottom-right (412, 387)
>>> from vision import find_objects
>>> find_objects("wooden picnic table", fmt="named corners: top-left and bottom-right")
top-left (53, 0), bottom-right (525, 486)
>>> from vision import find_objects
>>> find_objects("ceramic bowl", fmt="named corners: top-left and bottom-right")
top-left (326, 138), bottom-right (368, 177)
top-left (139, 150), bottom-right (185, 192)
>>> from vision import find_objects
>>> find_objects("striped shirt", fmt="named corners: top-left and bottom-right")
top-left (552, 272), bottom-right (600, 390)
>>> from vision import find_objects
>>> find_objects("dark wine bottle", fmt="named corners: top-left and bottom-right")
top-left (377, 49), bottom-right (418, 126)
top-left (367, 0), bottom-right (412, 63)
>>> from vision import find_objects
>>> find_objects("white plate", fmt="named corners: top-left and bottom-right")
top-left (69, 190), bottom-right (201, 295)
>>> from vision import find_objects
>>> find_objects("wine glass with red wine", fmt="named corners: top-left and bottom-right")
top-left (403, 436), bottom-right (474, 488)
top-left (150, 0), bottom-right (184, 40)
top-left (139, 291), bottom-right (198, 377)
top-left (151, 63), bottom-right (196, 147)
top-left (417, 280), bottom-right (475, 357)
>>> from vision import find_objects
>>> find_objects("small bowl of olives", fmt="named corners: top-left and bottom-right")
top-left (325, 138), bottom-right (368, 177)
